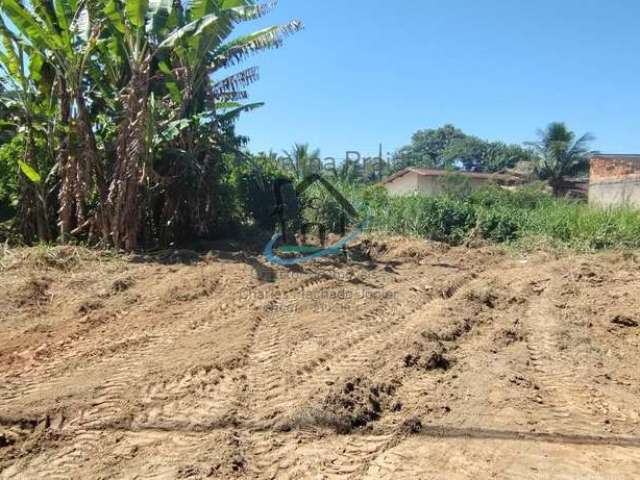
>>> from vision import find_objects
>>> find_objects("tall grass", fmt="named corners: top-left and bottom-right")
top-left (304, 182), bottom-right (640, 251)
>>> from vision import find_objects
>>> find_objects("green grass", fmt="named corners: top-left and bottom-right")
top-left (303, 182), bottom-right (640, 252)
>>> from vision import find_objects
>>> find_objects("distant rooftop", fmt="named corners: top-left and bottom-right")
top-left (382, 167), bottom-right (513, 185)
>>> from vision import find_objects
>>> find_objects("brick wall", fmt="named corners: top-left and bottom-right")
top-left (590, 155), bottom-right (640, 181)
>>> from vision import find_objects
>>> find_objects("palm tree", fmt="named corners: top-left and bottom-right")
top-left (283, 143), bottom-right (322, 180)
top-left (330, 159), bottom-right (363, 183)
top-left (527, 122), bottom-right (594, 196)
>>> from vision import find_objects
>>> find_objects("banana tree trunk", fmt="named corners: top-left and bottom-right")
top-left (57, 86), bottom-right (74, 242)
top-left (106, 58), bottom-right (151, 251)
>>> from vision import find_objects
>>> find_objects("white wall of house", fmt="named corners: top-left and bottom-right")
top-left (385, 173), bottom-right (490, 196)
top-left (589, 177), bottom-right (640, 207)
top-left (385, 172), bottom-right (420, 195)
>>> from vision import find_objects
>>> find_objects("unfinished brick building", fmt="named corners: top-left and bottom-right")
top-left (589, 154), bottom-right (640, 207)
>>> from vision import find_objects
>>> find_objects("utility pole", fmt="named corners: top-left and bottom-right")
top-left (378, 143), bottom-right (384, 181)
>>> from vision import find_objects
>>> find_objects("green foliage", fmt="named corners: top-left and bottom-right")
top-left (299, 179), bottom-right (358, 234)
top-left (0, 136), bottom-right (21, 221)
top-left (360, 193), bottom-right (476, 245)
top-left (470, 183), bottom-right (552, 209)
top-left (227, 152), bottom-right (292, 230)
top-left (17, 160), bottom-right (41, 184)
top-left (396, 124), bottom-right (466, 169)
top-left (526, 122), bottom-right (594, 194)
top-left (330, 184), bottom-right (640, 251)
top-left (281, 143), bottom-right (322, 180)
top-left (477, 207), bottom-right (521, 242)
top-left (395, 124), bottom-right (535, 173)
top-left (0, 0), bottom-right (303, 248)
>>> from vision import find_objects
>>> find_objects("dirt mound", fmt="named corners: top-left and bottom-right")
top-left (2, 238), bottom-right (640, 478)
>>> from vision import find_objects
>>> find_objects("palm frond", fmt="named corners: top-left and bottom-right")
top-left (157, 12), bottom-right (221, 50)
top-left (214, 20), bottom-right (303, 67)
top-left (125, 0), bottom-right (149, 29)
top-left (217, 101), bottom-right (264, 122)
top-left (212, 66), bottom-right (259, 95)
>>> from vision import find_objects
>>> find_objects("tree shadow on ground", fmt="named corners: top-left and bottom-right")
top-left (126, 235), bottom-right (404, 283)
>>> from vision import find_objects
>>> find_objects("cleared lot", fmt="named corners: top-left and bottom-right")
top-left (1, 240), bottom-right (640, 479)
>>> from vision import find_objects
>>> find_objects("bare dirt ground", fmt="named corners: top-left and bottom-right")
top-left (1, 238), bottom-right (640, 479)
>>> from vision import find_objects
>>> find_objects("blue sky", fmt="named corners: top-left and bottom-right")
top-left (234, 0), bottom-right (640, 160)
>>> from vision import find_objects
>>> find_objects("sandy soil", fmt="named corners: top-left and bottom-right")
top-left (1, 239), bottom-right (640, 479)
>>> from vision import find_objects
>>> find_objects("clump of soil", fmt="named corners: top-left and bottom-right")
top-left (112, 276), bottom-right (135, 293)
top-left (400, 417), bottom-right (423, 434)
top-left (422, 318), bottom-right (473, 343)
top-left (465, 286), bottom-right (499, 308)
top-left (357, 236), bottom-right (444, 263)
top-left (404, 341), bottom-right (453, 371)
top-left (17, 277), bottom-right (50, 308)
top-left (0, 418), bottom-right (53, 467)
top-left (492, 324), bottom-right (526, 350)
top-left (78, 300), bottom-right (104, 314)
top-left (283, 378), bottom-right (399, 434)
top-left (321, 378), bottom-right (397, 433)
top-left (611, 314), bottom-right (638, 328)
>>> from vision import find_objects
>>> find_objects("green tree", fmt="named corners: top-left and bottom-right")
top-left (396, 124), bottom-right (465, 169)
top-left (330, 158), bottom-right (363, 183)
top-left (395, 124), bottom-right (534, 173)
top-left (441, 136), bottom-right (488, 172)
top-left (527, 122), bottom-right (594, 196)
top-left (442, 138), bottom-right (535, 172)
top-left (282, 143), bottom-right (322, 179)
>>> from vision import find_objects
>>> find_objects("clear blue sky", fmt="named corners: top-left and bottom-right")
top-left (235, 0), bottom-right (640, 160)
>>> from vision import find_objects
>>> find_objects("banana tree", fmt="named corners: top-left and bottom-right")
top-left (0, 0), bottom-right (302, 249)
top-left (0, 0), bottom-right (104, 242)
top-left (0, 14), bottom-right (56, 242)
top-left (148, 1), bottom-right (301, 243)
top-left (101, 0), bottom-right (302, 249)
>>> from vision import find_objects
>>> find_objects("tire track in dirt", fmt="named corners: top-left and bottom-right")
top-left (285, 267), bottom-right (463, 387)
top-left (361, 434), bottom-right (640, 480)
top-left (9, 245), bottom-right (640, 478)
top-left (147, 272), bottom-right (345, 478)
top-left (236, 275), bottom-right (350, 477)
top-left (284, 271), bottom-right (473, 411)
top-left (125, 273), bottom-right (336, 432)
top-left (84, 272), bottom-right (336, 431)
top-left (300, 272), bottom-right (485, 478)
top-left (1, 270), bottom-right (322, 415)
top-left (244, 270), bottom-right (477, 478)
top-left (391, 263), bottom-right (529, 422)
top-left (0, 271), bottom-right (336, 478)
top-left (210, 266), bottom-right (383, 478)
top-left (524, 273), bottom-right (631, 435)
top-left (0, 429), bottom-right (104, 480)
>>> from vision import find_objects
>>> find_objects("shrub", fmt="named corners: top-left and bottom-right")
top-left (366, 194), bottom-right (475, 244)
top-left (272, 178), bottom-right (640, 252)
top-left (0, 136), bottom-right (21, 222)
top-left (477, 206), bottom-right (521, 242)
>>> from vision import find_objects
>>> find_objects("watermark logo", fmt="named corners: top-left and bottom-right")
top-left (263, 174), bottom-right (370, 265)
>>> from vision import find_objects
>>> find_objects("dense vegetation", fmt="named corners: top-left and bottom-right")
top-left (300, 181), bottom-right (640, 252)
top-left (0, 0), bottom-right (301, 249)
top-left (0, 2), bottom-right (632, 254)
top-left (394, 124), bottom-right (537, 173)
